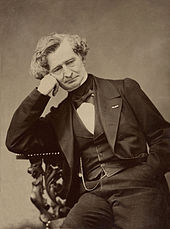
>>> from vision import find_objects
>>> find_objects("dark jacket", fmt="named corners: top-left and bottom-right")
top-left (6, 75), bottom-right (170, 198)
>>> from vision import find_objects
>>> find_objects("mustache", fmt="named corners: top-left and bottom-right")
top-left (64, 75), bottom-right (78, 83)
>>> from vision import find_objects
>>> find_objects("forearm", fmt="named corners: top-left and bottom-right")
top-left (146, 126), bottom-right (170, 174)
top-left (6, 88), bottom-right (51, 154)
top-left (123, 78), bottom-right (170, 174)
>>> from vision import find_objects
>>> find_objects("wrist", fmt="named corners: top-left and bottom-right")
top-left (37, 86), bottom-right (52, 96)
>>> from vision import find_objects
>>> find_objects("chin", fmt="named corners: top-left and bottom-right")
top-left (67, 81), bottom-right (82, 91)
top-left (62, 85), bottom-right (77, 92)
top-left (67, 85), bottom-right (79, 92)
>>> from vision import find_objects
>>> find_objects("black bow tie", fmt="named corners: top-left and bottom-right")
top-left (72, 89), bottom-right (94, 108)
top-left (69, 74), bottom-right (94, 108)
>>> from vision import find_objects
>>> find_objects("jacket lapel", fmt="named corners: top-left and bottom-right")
top-left (51, 100), bottom-right (74, 169)
top-left (94, 77), bottom-right (122, 152)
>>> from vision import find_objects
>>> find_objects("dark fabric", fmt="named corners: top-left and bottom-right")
top-left (68, 74), bottom-right (94, 108)
top-left (61, 192), bottom-right (114, 229)
top-left (61, 163), bottom-right (169, 229)
top-left (6, 75), bottom-right (170, 200)
top-left (71, 88), bottom-right (95, 108)
top-left (73, 107), bottom-right (128, 181)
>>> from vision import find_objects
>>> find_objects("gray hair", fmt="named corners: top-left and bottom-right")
top-left (30, 33), bottom-right (89, 79)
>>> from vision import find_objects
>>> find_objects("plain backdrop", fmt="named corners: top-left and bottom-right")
top-left (0, 0), bottom-right (170, 228)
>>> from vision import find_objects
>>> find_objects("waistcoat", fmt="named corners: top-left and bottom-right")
top-left (72, 103), bottom-right (127, 181)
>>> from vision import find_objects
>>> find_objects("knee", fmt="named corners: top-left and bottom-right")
top-left (61, 193), bottom-right (113, 229)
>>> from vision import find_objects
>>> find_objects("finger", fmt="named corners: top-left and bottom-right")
top-left (49, 72), bottom-right (58, 80)
top-left (52, 82), bottom-right (59, 96)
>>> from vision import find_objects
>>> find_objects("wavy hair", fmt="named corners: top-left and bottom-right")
top-left (30, 33), bottom-right (89, 79)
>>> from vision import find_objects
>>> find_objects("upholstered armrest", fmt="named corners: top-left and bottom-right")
top-left (16, 151), bottom-right (60, 159)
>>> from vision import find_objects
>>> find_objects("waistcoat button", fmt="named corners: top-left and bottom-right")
top-left (113, 200), bottom-right (119, 206)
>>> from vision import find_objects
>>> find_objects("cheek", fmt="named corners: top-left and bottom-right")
top-left (73, 60), bottom-right (84, 71)
top-left (75, 63), bottom-right (84, 73)
top-left (55, 75), bottom-right (64, 83)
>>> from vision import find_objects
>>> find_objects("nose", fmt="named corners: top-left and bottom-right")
top-left (63, 65), bottom-right (72, 78)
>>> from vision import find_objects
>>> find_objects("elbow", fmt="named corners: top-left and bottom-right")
top-left (5, 132), bottom-right (20, 153)
top-left (5, 137), bottom-right (17, 153)
top-left (5, 133), bottom-right (12, 151)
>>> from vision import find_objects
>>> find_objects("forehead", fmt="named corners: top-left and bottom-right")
top-left (47, 39), bottom-right (77, 69)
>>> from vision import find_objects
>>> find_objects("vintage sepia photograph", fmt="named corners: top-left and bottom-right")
top-left (1, 0), bottom-right (170, 228)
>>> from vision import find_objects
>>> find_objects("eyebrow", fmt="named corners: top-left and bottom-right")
top-left (65, 57), bottom-right (75, 64)
top-left (51, 57), bottom-right (76, 73)
top-left (51, 65), bottom-right (62, 73)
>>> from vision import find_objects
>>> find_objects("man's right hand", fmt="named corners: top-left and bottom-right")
top-left (37, 74), bottom-right (59, 96)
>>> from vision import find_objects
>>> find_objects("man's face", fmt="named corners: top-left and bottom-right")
top-left (47, 39), bottom-right (87, 92)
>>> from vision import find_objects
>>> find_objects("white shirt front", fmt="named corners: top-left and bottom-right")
top-left (77, 102), bottom-right (95, 134)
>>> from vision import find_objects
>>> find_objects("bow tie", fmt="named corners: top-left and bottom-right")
top-left (72, 89), bottom-right (94, 108)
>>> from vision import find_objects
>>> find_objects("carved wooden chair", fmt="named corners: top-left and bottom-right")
top-left (16, 152), bottom-right (69, 229)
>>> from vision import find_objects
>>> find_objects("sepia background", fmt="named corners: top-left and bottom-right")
top-left (1, 0), bottom-right (170, 228)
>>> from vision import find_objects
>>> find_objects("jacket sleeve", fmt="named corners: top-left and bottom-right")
top-left (6, 88), bottom-right (59, 155)
top-left (123, 78), bottom-right (170, 174)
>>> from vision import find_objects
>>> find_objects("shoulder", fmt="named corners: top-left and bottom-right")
top-left (94, 75), bottom-right (140, 92)
top-left (109, 77), bottom-right (140, 89)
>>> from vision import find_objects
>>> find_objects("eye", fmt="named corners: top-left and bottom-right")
top-left (66, 59), bottom-right (75, 66)
top-left (53, 66), bottom-right (62, 73)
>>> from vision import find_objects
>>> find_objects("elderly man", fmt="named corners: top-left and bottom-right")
top-left (6, 33), bottom-right (170, 229)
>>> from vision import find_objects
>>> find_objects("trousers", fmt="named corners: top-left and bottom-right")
top-left (60, 162), bottom-right (169, 229)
